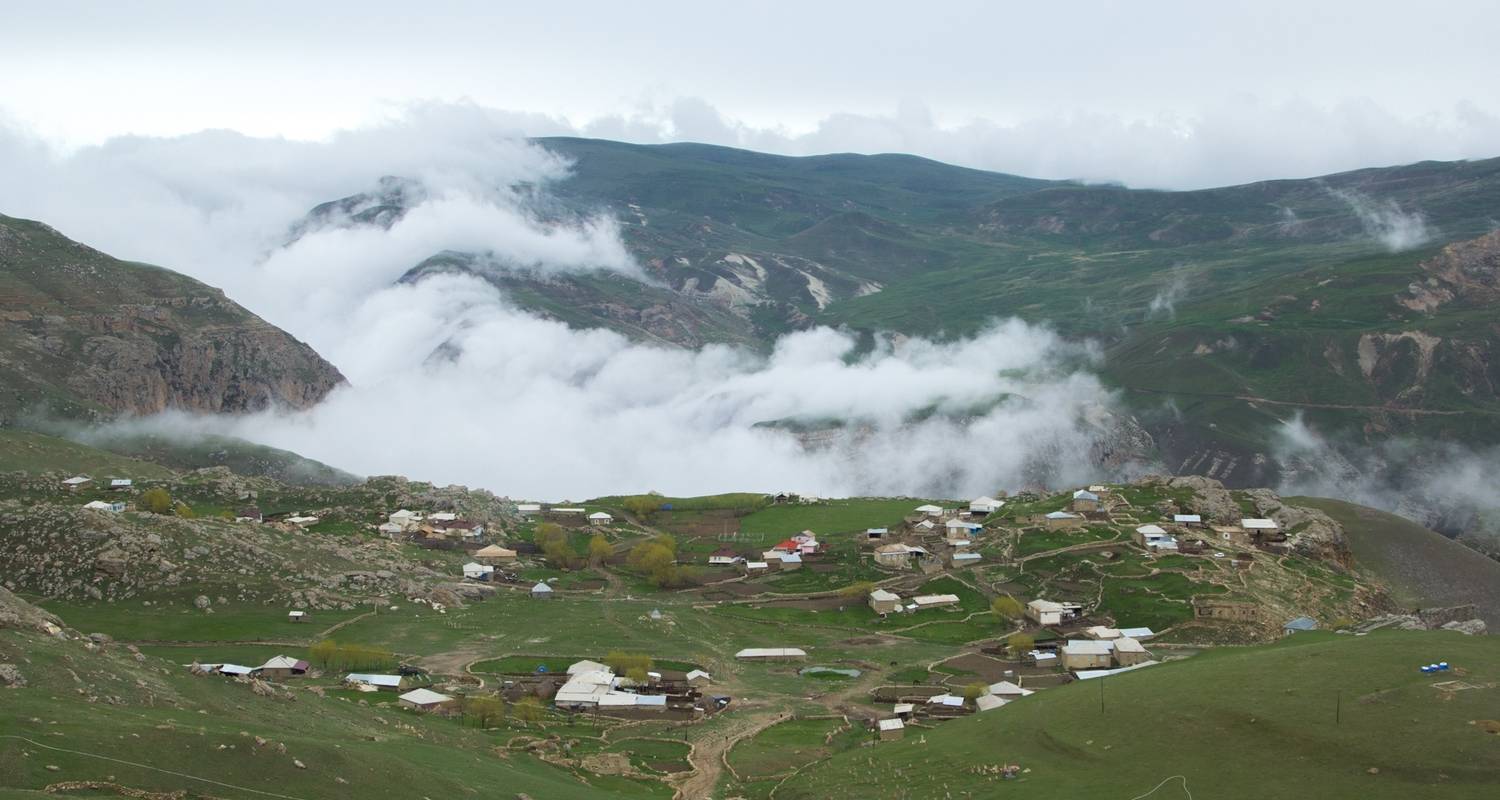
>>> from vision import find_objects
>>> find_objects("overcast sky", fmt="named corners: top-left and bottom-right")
top-left (4, 1), bottom-right (1500, 187)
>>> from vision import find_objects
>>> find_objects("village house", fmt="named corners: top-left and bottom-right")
top-left (61, 475), bottom-right (91, 492)
top-left (945, 518), bottom-right (980, 539)
top-left (868, 588), bottom-right (902, 615)
top-left (911, 593), bottom-right (960, 611)
top-left (1283, 616), bottom-right (1319, 635)
top-left (1241, 518), bottom-right (1279, 534)
top-left (434, 519), bottom-right (483, 540)
top-left (1173, 513), bottom-right (1204, 527)
top-left (377, 521), bottom-right (406, 537)
top-left (1061, 640), bottom-right (1114, 670)
top-left (398, 688), bottom-right (453, 712)
top-left (970, 496), bottom-right (1003, 515)
top-left (877, 718), bottom-right (905, 741)
top-left (1194, 599), bottom-right (1260, 622)
top-left (109, 478), bottom-right (133, 491)
top-left (255, 656), bottom-right (309, 679)
top-left (734, 648), bottom-right (807, 661)
top-left (913, 519), bottom-right (937, 533)
top-left (531, 582), bottom-right (555, 599)
top-left (949, 551), bottom-right (982, 567)
top-left (707, 551), bottom-right (743, 566)
top-left (284, 515), bottom-right (319, 528)
top-left (1113, 637), bottom-right (1150, 666)
top-left (865, 527), bottom-right (888, 541)
top-left (194, 662), bottom-right (254, 677)
top-left (1119, 626), bottom-right (1156, 640)
top-left (1084, 625), bottom-right (1121, 640)
top-left (685, 670), bottom-right (712, 688)
top-left (1043, 510), bottom-right (1084, 530)
top-left (1134, 524), bottom-right (1179, 551)
top-left (743, 560), bottom-right (770, 575)
top-left (463, 562), bottom-right (495, 581)
top-left (1026, 599), bottom-right (1084, 626)
top-left (762, 551), bottom-right (802, 570)
top-left (235, 507), bottom-right (263, 523)
top-left (873, 543), bottom-right (924, 569)
top-left (287, 610), bottom-right (308, 623)
top-left (344, 673), bottom-right (408, 691)
top-left (987, 680), bottom-right (1035, 701)
top-left (1210, 524), bottom-right (1251, 546)
top-left (516, 503), bottom-right (542, 516)
top-left (588, 512), bottom-right (614, 526)
top-left (388, 509), bottom-right (423, 530)
top-left (475, 544), bottom-right (518, 565)
top-left (1071, 489), bottom-right (1100, 513)
top-left (892, 703), bottom-right (914, 720)
top-left (974, 694), bottom-right (1007, 712)
top-left (914, 503), bottom-right (944, 517)
top-left (83, 500), bottom-right (126, 513)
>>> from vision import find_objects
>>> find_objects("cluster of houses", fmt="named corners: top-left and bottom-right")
top-left (514, 503), bottom-right (614, 527)
top-left (380, 509), bottom-right (485, 543)
top-left (1022, 599), bottom-right (1159, 676)
top-left (708, 531), bottom-right (820, 573)
top-left (875, 679), bottom-right (1037, 739)
top-left (191, 654), bottom-right (311, 679)
top-left (864, 498), bottom-right (1002, 572)
top-left (61, 476), bottom-right (133, 493)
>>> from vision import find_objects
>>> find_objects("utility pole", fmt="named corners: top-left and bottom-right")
top-left (1099, 675), bottom-right (1105, 714)
top-left (1335, 689), bottom-right (1341, 725)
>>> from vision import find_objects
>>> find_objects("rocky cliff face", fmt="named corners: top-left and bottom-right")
top-left (0, 214), bottom-right (345, 419)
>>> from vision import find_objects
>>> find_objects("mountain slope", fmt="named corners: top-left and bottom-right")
top-left (282, 141), bottom-right (1500, 494)
top-left (0, 214), bottom-right (345, 421)
top-left (1292, 496), bottom-right (1500, 624)
top-left (778, 630), bottom-right (1500, 800)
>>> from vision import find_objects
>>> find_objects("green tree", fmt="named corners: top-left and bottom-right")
top-left (140, 487), bottom-right (173, 515)
top-left (837, 581), bottom-right (876, 600)
top-left (174, 502), bottom-right (197, 519)
top-left (622, 494), bottom-right (661, 521)
top-left (962, 682), bottom-right (989, 700)
top-left (535, 523), bottom-right (577, 569)
top-left (466, 696), bottom-right (507, 728)
top-left (587, 534), bottom-right (614, 566)
top-left (1006, 632), bottom-right (1035, 657)
top-left (628, 535), bottom-right (681, 587)
top-left (604, 650), bottom-right (653, 676)
top-left (513, 696), bottom-right (544, 725)
top-left (991, 595), bottom-right (1024, 622)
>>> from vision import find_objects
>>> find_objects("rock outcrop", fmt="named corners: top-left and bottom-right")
top-left (0, 213), bottom-right (345, 419)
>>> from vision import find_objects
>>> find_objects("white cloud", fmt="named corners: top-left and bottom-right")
top-left (1328, 188), bottom-right (1433, 252)
top-left (0, 108), bottom-right (1147, 498)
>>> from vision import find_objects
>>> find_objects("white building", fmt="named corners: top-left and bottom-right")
top-left (588, 512), bottom-right (614, 525)
top-left (914, 504), bottom-right (944, 517)
top-left (970, 496), bottom-right (1004, 514)
top-left (463, 562), bottom-right (494, 580)
top-left (1025, 599), bottom-right (1083, 626)
top-left (734, 648), bottom-right (807, 660)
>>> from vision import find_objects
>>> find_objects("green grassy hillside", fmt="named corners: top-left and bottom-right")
top-left (0, 429), bottom-right (174, 480)
top-left (779, 630), bottom-right (1500, 800)
top-left (1293, 496), bottom-right (1500, 624)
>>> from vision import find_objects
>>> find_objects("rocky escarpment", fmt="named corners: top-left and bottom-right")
top-left (0, 213), bottom-right (345, 418)
top-left (1163, 474), bottom-right (1352, 566)
top-left (1400, 229), bottom-right (1500, 312)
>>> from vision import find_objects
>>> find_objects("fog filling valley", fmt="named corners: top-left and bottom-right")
top-left (3, 107), bottom-right (1498, 525)
top-left (0, 110), bottom-right (1138, 499)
